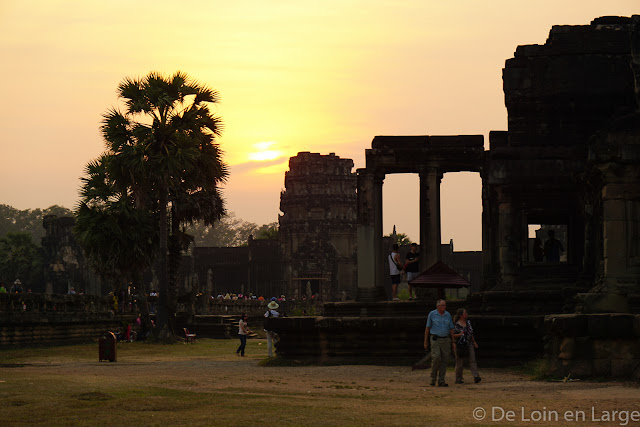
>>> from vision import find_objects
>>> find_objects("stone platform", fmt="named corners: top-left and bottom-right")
top-left (267, 299), bottom-right (548, 365)
top-left (545, 313), bottom-right (640, 380)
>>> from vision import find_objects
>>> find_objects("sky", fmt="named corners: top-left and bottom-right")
top-left (0, 1), bottom-right (637, 250)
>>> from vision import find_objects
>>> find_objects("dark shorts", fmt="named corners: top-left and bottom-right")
top-left (391, 274), bottom-right (401, 285)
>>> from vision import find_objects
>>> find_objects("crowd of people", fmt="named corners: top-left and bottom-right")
top-left (214, 293), bottom-right (287, 302)
top-left (0, 279), bottom-right (31, 294)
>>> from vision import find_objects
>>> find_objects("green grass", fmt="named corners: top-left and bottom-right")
top-left (0, 339), bottom-right (451, 426)
top-left (0, 341), bottom-right (629, 426)
top-left (511, 358), bottom-right (551, 380)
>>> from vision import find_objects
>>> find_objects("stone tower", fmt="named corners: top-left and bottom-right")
top-left (279, 152), bottom-right (357, 301)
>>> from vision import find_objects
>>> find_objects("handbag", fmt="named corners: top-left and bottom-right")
top-left (456, 342), bottom-right (469, 357)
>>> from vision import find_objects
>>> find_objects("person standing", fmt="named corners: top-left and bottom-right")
top-left (388, 244), bottom-right (403, 301)
top-left (453, 308), bottom-right (481, 384)
top-left (236, 313), bottom-right (251, 357)
top-left (405, 243), bottom-right (420, 300)
top-left (264, 298), bottom-right (280, 357)
top-left (10, 279), bottom-right (23, 293)
top-left (424, 299), bottom-right (455, 387)
top-left (544, 230), bottom-right (564, 263)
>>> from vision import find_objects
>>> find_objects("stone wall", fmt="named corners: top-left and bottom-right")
top-left (545, 314), bottom-right (640, 379)
top-left (0, 293), bottom-right (134, 347)
top-left (267, 301), bottom-right (546, 365)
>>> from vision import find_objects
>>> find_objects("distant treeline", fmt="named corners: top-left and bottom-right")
top-left (0, 204), bottom-right (73, 245)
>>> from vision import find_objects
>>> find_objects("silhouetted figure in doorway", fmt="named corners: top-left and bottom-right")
top-left (544, 230), bottom-right (564, 263)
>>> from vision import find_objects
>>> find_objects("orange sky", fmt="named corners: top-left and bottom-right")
top-left (0, 1), bottom-right (637, 250)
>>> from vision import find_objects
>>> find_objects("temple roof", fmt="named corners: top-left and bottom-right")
top-left (408, 261), bottom-right (471, 289)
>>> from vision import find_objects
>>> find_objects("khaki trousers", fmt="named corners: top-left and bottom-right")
top-left (430, 336), bottom-right (451, 384)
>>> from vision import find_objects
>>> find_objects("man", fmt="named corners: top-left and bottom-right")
top-left (10, 279), bottom-right (23, 293)
top-left (424, 299), bottom-right (455, 387)
top-left (544, 230), bottom-right (564, 263)
top-left (388, 243), bottom-right (403, 301)
top-left (264, 297), bottom-right (280, 357)
top-left (405, 243), bottom-right (420, 300)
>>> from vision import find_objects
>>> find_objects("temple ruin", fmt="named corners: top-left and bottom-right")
top-left (3, 16), bottom-right (640, 380)
top-left (357, 16), bottom-right (640, 312)
top-left (271, 16), bottom-right (640, 378)
top-left (279, 152), bottom-right (358, 301)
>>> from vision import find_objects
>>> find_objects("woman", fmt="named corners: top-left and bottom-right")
top-left (236, 313), bottom-right (251, 357)
top-left (453, 308), bottom-right (481, 384)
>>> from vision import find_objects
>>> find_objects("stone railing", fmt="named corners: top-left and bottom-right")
top-left (186, 297), bottom-right (324, 317)
top-left (545, 313), bottom-right (640, 380)
top-left (0, 293), bottom-right (114, 318)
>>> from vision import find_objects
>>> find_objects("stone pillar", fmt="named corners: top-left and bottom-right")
top-left (356, 169), bottom-right (386, 301)
top-left (481, 174), bottom-right (495, 291)
top-left (601, 180), bottom-right (640, 295)
top-left (419, 168), bottom-right (442, 270)
top-left (497, 188), bottom-right (521, 289)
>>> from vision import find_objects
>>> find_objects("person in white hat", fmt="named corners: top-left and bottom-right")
top-left (10, 279), bottom-right (23, 293)
top-left (264, 297), bottom-right (280, 357)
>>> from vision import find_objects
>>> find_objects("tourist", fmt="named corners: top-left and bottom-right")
top-left (405, 243), bottom-right (420, 300)
top-left (149, 290), bottom-right (157, 313)
top-left (10, 279), bottom-right (23, 293)
top-left (68, 287), bottom-right (76, 295)
top-left (544, 230), bottom-right (564, 263)
top-left (424, 299), bottom-right (455, 387)
top-left (0, 283), bottom-right (6, 293)
top-left (236, 313), bottom-right (251, 357)
top-left (453, 308), bottom-right (481, 384)
top-left (388, 243), bottom-right (403, 301)
top-left (533, 237), bottom-right (544, 262)
top-left (264, 297), bottom-right (280, 357)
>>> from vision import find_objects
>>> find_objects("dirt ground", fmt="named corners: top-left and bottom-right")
top-left (1, 339), bottom-right (639, 426)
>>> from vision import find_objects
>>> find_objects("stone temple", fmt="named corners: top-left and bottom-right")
top-left (4, 16), bottom-right (639, 379)
top-left (279, 152), bottom-right (357, 301)
top-left (270, 16), bottom-right (640, 379)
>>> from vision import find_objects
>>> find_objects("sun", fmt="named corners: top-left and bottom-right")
top-left (248, 141), bottom-right (283, 161)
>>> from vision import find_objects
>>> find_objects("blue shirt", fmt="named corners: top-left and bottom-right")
top-left (426, 309), bottom-right (454, 337)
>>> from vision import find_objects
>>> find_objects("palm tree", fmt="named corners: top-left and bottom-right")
top-left (0, 232), bottom-right (40, 286)
top-left (75, 155), bottom-right (157, 331)
top-left (98, 71), bottom-right (228, 335)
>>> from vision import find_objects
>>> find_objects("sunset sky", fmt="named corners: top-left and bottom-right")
top-left (0, 1), bottom-right (637, 250)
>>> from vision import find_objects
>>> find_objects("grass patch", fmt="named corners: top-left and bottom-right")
top-left (511, 358), bottom-right (551, 380)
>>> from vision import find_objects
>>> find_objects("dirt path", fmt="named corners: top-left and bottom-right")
top-left (2, 341), bottom-right (639, 426)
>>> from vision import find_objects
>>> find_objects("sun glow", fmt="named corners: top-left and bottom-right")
top-left (248, 141), bottom-right (283, 161)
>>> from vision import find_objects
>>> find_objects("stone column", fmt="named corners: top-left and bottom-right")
top-left (419, 168), bottom-right (442, 270)
top-left (481, 174), bottom-right (496, 291)
top-left (599, 174), bottom-right (640, 297)
top-left (497, 188), bottom-right (521, 289)
top-left (356, 169), bottom-right (386, 301)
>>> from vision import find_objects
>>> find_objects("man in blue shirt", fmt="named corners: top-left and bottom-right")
top-left (424, 299), bottom-right (455, 386)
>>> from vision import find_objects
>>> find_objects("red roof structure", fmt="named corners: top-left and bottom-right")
top-left (408, 261), bottom-right (471, 299)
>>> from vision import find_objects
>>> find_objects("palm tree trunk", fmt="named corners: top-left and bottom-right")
top-left (155, 188), bottom-right (171, 336)
top-left (167, 204), bottom-right (181, 333)
top-left (132, 272), bottom-right (153, 339)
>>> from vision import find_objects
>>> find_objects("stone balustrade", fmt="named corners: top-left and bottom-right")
top-left (545, 314), bottom-right (640, 380)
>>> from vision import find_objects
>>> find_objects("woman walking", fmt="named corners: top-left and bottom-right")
top-left (236, 313), bottom-right (251, 357)
top-left (453, 308), bottom-right (481, 384)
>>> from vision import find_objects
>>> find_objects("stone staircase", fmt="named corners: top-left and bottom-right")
top-left (184, 315), bottom-right (242, 339)
top-left (518, 263), bottom-right (582, 290)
